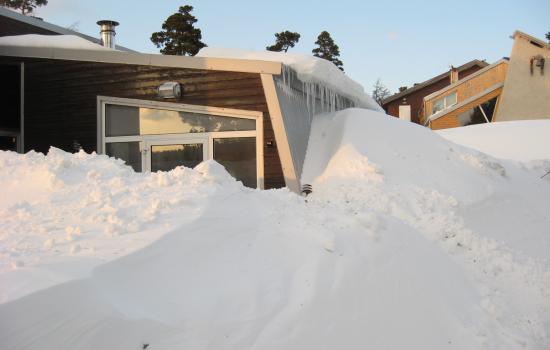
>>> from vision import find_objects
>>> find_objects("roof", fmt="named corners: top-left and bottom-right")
top-left (512, 30), bottom-right (550, 50)
top-left (0, 42), bottom-right (282, 74)
top-left (0, 6), bottom-right (134, 52)
top-left (381, 59), bottom-right (489, 105)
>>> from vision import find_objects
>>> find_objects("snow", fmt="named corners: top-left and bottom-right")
top-left (0, 34), bottom-right (113, 51)
top-left (197, 47), bottom-right (382, 112)
top-left (437, 120), bottom-right (550, 161)
top-left (1, 110), bottom-right (549, 349)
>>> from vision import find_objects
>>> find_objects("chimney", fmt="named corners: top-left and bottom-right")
top-left (97, 20), bottom-right (119, 49)
top-left (450, 66), bottom-right (458, 84)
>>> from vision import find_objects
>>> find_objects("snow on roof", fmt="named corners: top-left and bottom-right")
top-left (0, 34), bottom-right (114, 51)
top-left (197, 47), bottom-right (382, 111)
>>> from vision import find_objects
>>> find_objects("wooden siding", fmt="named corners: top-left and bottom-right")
top-left (423, 61), bottom-right (508, 124)
top-left (429, 87), bottom-right (503, 130)
top-left (383, 65), bottom-right (483, 124)
top-left (0, 56), bottom-right (285, 188)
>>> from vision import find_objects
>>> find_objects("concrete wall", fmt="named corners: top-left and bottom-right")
top-left (495, 33), bottom-right (550, 121)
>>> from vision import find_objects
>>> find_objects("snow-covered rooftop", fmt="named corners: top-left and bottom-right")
top-left (197, 47), bottom-right (382, 111)
top-left (0, 34), bottom-right (114, 51)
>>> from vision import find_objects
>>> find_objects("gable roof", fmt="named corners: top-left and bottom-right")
top-left (0, 6), bottom-right (134, 52)
top-left (381, 59), bottom-right (489, 105)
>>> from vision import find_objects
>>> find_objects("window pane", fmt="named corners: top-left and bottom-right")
top-left (0, 135), bottom-right (17, 152)
top-left (151, 143), bottom-right (203, 172)
top-left (106, 142), bottom-right (142, 172)
top-left (213, 137), bottom-right (256, 188)
top-left (432, 98), bottom-right (444, 114)
top-left (105, 104), bottom-right (140, 136)
top-left (445, 92), bottom-right (457, 107)
top-left (140, 108), bottom-right (255, 135)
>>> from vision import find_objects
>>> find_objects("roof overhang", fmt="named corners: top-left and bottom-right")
top-left (0, 45), bottom-right (283, 74)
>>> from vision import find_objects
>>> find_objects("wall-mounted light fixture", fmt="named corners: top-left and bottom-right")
top-left (157, 82), bottom-right (182, 99)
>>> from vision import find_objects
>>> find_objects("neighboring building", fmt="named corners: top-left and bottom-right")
top-left (382, 60), bottom-right (488, 124)
top-left (495, 31), bottom-right (550, 122)
top-left (0, 8), bottom-right (379, 193)
top-left (422, 59), bottom-right (509, 129)
top-left (423, 31), bottom-right (549, 130)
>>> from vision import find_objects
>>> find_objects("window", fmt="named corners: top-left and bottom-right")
top-left (213, 137), bottom-right (257, 188)
top-left (100, 97), bottom-right (264, 188)
top-left (431, 92), bottom-right (457, 115)
top-left (105, 104), bottom-right (255, 137)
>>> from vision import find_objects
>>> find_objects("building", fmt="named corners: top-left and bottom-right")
top-left (381, 60), bottom-right (488, 124)
top-left (421, 59), bottom-right (509, 129)
top-left (422, 31), bottom-right (549, 130)
top-left (0, 8), bottom-right (380, 193)
top-left (495, 31), bottom-right (550, 122)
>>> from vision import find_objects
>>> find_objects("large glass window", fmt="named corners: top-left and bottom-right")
top-left (213, 137), bottom-right (257, 188)
top-left (105, 104), bottom-right (255, 137)
top-left (105, 142), bottom-right (142, 172)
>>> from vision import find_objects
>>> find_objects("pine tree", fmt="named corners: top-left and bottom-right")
top-left (1, 0), bottom-right (47, 15)
top-left (151, 5), bottom-right (206, 56)
top-left (372, 79), bottom-right (391, 105)
top-left (266, 31), bottom-right (301, 52)
top-left (546, 31), bottom-right (550, 43)
top-left (312, 31), bottom-right (344, 71)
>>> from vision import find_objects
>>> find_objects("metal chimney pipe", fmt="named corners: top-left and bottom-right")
top-left (96, 20), bottom-right (119, 49)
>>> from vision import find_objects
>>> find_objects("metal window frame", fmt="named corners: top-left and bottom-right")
top-left (97, 96), bottom-right (264, 189)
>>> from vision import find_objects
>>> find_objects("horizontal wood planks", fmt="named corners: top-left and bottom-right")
top-left (0, 56), bottom-right (285, 188)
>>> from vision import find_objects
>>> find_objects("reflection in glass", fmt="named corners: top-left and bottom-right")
top-left (445, 92), bottom-right (457, 107)
top-left (213, 137), bottom-right (256, 188)
top-left (151, 143), bottom-right (203, 172)
top-left (105, 104), bottom-right (140, 136)
top-left (106, 142), bottom-right (142, 172)
top-left (140, 108), bottom-right (256, 135)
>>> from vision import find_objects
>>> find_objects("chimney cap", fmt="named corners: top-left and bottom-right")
top-left (97, 20), bottom-right (119, 27)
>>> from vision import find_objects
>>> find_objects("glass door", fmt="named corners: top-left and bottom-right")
top-left (144, 137), bottom-right (208, 172)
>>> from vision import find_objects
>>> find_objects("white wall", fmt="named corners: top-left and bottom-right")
top-left (496, 33), bottom-right (550, 121)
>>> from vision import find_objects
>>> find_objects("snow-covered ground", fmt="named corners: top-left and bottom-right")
top-left (1, 110), bottom-right (549, 349)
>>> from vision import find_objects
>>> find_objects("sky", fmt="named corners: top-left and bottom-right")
top-left (32, 0), bottom-right (550, 94)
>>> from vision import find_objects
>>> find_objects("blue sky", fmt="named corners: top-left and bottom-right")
top-left (35, 0), bottom-right (549, 94)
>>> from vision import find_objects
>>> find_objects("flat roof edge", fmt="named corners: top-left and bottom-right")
top-left (0, 45), bottom-right (283, 74)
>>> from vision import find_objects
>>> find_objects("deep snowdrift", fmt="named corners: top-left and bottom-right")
top-left (0, 34), bottom-right (113, 51)
top-left (1, 111), bottom-right (549, 350)
top-left (437, 120), bottom-right (550, 161)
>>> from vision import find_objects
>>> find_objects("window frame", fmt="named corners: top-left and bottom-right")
top-left (97, 96), bottom-right (264, 189)
top-left (431, 91), bottom-right (458, 115)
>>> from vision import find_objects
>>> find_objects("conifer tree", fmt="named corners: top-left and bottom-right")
top-left (1, 0), bottom-right (47, 15)
top-left (151, 5), bottom-right (206, 56)
top-left (266, 31), bottom-right (301, 52)
top-left (372, 78), bottom-right (391, 105)
top-left (546, 31), bottom-right (550, 43)
top-left (312, 31), bottom-right (344, 71)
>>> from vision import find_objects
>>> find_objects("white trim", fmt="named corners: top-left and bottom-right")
top-left (98, 96), bottom-right (264, 189)
top-left (19, 61), bottom-right (24, 153)
top-left (0, 46), bottom-right (282, 75)
top-left (260, 73), bottom-right (299, 192)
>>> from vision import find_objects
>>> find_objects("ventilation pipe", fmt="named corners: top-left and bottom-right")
top-left (97, 20), bottom-right (119, 49)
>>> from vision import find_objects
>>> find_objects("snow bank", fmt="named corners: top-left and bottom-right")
top-left (197, 47), bottom-right (382, 111)
top-left (0, 34), bottom-right (113, 51)
top-left (1, 111), bottom-right (549, 349)
top-left (437, 120), bottom-right (550, 161)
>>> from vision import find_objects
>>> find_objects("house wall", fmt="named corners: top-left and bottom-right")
top-left (0, 56), bottom-right (285, 189)
top-left (384, 65), bottom-right (482, 124)
top-left (495, 34), bottom-right (550, 122)
top-left (423, 61), bottom-right (508, 124)
top-left (429, 87), bottom-right (503, 130)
